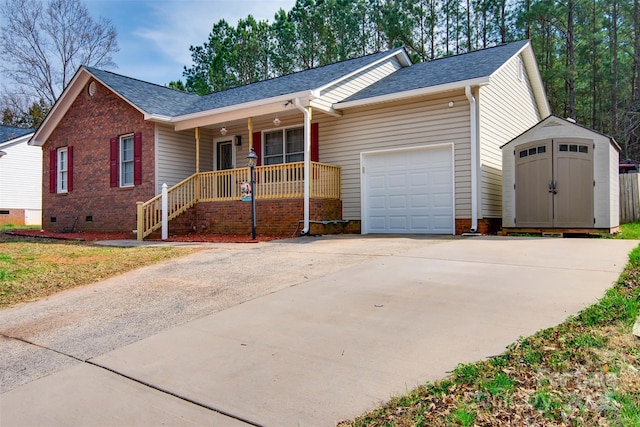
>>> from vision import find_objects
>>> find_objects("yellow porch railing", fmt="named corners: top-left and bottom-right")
top-left (137, 162), bottom-right (340, 240)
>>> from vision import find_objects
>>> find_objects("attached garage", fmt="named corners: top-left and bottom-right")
top-left (502, 115), bottom-right (620, 233)
top-left (361, 144), bottom-right (454, 234)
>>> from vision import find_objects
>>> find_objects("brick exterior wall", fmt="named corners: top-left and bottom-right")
top-left (168, 198), bottom-right (353, 237)
top-left (0, 209), bottom-right (25, 226)
top-left (455, 218), bottom-right (502, 235)
top-left (42, 79), bottom-right (156, 233)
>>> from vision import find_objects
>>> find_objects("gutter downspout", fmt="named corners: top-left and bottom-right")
top-left (465, 85), bottom-right (479, 233)
top-left (294, 98), bottom-right (311, 235)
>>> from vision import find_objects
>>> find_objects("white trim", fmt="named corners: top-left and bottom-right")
top-left (294, 99), bottom-right (311, 234)
top-left (154, 124), bottom-right (159, 195)
top-left (57, 146), bottom-right (68, 194)
top-left (360, 143), bottom-right (456, 235)
top-left (172, 92), bottom-right (311, 131)
top-left (119, 133), bottom-right (135, 188)
top-left (213, 136), bottom-right (236, 170)
top-left (335, 77), bottom-right (490, 110)
top-left (261, 124), bottom-right (304, 165)
top-left (3, 133), bottom-right (34, 149)
top-left (312, 48), bottom-right (411, 96)
top-left (465, 86), bottom-right (479, 232)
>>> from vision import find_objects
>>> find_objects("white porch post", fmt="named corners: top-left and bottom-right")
top-left (161, 183), bottom-right (168, 240)
top-left (294, 98), bottom-right (311, 234)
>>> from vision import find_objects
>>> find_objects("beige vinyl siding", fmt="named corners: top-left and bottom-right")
top-left (311, 58), bottom-right (402, 111)
top-left (478, 54), bottom-right (542, 218)
top-left (155, 124), bottom-right (213, 194)
top-left (608, 141), bottom-right (620, 228)
top-left (318, 91), bottom-right (471, 220)
top-left (0, 136), bottom-right (41, 214)
top-left (594, 134), bottom-right (619, 228)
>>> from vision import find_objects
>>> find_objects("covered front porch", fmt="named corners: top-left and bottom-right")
top-left (137, 160), bottom-right (342, 240)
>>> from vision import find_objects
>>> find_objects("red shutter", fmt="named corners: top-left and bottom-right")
top-left (67, 146), bottom-right (73, 192)
top-left (311, 122), bottom-right (319, 162)
top-left (252, 131), bottom-right (262, 166)
top-left (133, 132), bottom-right (142, 185)
top-left (110, 137), bottom-right (118, 187)
top-left (49, 149), bottom-right (57, 193)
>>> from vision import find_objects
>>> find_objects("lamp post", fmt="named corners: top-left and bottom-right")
top-left (247, 148), bottom-right (257, 240)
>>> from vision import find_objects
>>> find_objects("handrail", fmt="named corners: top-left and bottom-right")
top-left (137, 162), bottom-right (340, 240)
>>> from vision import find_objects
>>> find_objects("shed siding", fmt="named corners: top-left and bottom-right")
top-left (312, 58), bottom-right (402, 111)
top-left (479, 54), bottom-right (541, 218)
top-left (0, 137), bottom-right (42, 212)
top-left (502, 118), bottom-right (619, 229)
top-left (319, 91), bottom-right (471, 220)
top-left (156, 124), bottom-right (214, 194)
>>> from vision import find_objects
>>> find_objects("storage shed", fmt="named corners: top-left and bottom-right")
top-left (501, 115), bottom-right (620, 233)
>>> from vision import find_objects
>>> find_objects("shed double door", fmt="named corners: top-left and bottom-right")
top-left (515, 138), bottom-right (593, 228)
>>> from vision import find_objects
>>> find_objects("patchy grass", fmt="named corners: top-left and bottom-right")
top-left (616, 222), bottom-right (640, 240)
top-left (339, 245), bottom-right (640, 426)
top-left (0, 233), bottom-right (194, 308)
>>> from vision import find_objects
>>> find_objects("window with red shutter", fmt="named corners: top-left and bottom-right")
top-left (49, 150), bottom-right (56, 193)
top-left (133, 132), bottom-right (142, 185)
top-left (67, 146), bottom-right (73, 192)
top-left (252, 131), bottom-right (262, 166)
top-left (110, 137), bottom-right (118, 187)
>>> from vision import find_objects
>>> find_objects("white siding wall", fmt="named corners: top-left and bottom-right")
top-left (319, 91), bottom-right (471, 220)
top-left (478, 54), bottom-right (542, 218)
top-left (0, 137), bottom-right (42, 221)
top-left (594, 134), bottom-right (619, 228)
top-left (312, 59), bottom-right (402, 111)
top-left (608, 142), bottom-right (620, 228)
top-left (155, 124), bottom-right (213, 194)
top-left (501, 143), bottom-right (516, 227)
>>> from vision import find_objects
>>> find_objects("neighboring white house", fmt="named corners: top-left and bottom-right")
top-left (0, 125), bottom-right (41, 226)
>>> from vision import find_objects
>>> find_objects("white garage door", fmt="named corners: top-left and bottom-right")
top-left (362, 145), bottom-right (454, 234)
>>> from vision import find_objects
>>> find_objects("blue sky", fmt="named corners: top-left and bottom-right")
top-left (84, 0), bottom-right (297, 85)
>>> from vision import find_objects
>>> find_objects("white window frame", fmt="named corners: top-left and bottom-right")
top-left (120, 134), bottom-right (134, 187)
top-left (57, 147), bottom-right (68, 193)
top-left (262, 125), bottom-right (304, 165)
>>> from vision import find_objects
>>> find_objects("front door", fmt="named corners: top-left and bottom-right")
top-left (216, 140), bottom-right (233, 198)
top-left (216, 140), bottom-right (233, 170)
top-left (515, 139), bottom-right (593, 228)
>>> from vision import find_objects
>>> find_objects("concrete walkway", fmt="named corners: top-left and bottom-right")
top-left (1, 236), bottom-right (637, 426)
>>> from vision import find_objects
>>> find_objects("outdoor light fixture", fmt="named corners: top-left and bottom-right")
top-left (273, 115), bottom-right (281, 127)
top-left (0, 151), bottom-right (6, 158)
top-left (220, 125), bottom-right (227, 135)
top-left (247, 148), bottom-right (258, 239)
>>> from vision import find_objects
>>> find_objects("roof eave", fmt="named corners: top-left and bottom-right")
top-left (171, 90), bottom-right (313, 131)
top-left (334, 77), bottom-right (491, 110)
top-left (31, 68), bottom-right (90, 146)
top-left (31, 67), bottom-right (151, 146)
top-left (311, 47), bottom-right (412, 97)
top-left (2, 132), bottom-right (35, 148)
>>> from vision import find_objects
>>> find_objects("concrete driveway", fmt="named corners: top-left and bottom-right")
top-left (0, 235), bottom-right (637, 426)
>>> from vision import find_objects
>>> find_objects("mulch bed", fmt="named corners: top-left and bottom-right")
top-left (4, 229), bottom-right (290, 243)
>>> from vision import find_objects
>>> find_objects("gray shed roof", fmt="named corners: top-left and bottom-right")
top-left (86, 47), bottom-right (406, 117)
top-left (0, 125), bottom-right (33, 143)
top-left (341, 40), bottom-right (530, 103)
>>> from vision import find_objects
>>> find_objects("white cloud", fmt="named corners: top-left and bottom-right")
top-left (134, 0), bottom-right (295, 70)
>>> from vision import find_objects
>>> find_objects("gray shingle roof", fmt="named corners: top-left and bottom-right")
top-left (0, 125), bottom-right (33, 143)
top-left (341, 40), bottom-right (529, 103)
top-left (84, 67), bottom-right (198, 117)
top-left (85, 48), bottom-right (406, 117)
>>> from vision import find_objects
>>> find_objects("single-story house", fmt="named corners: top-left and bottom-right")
top-left (0, 125), bottom-right (40, 226)
top-left (30, 40), bottom-right (550, 239)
